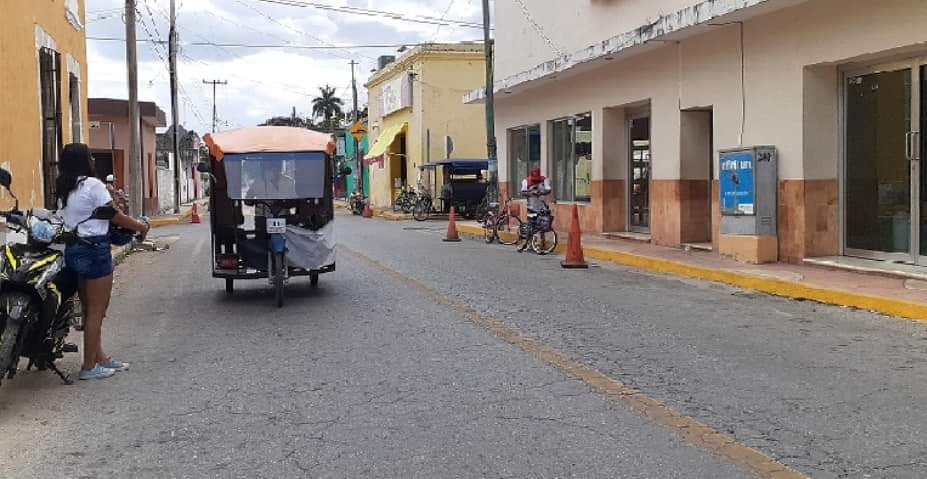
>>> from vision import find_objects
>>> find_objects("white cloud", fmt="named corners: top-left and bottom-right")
top-left (87, 0), bottom-right (485, 134)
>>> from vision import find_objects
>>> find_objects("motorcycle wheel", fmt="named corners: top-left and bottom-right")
top-left (273, 253), bottom-right (285, 308)
top-left (0, 319), bottom-right (22, 379)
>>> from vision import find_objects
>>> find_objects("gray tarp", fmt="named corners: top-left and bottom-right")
top-left (284, 222), bottom-right (335, 270)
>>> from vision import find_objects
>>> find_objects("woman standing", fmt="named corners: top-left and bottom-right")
top-left (57, 144), bottom-right (150, 380)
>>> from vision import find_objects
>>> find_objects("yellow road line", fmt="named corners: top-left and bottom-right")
top-left (455, 223), bottom-right (927, 321)
top-left (343, 244), bottom-right (809, 479)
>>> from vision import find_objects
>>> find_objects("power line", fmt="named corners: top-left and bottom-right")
top-left (431, 0), bottom-right (458, 42)
top-left (232, 0), bottom-right (368, 62)
top-left (510, 0), bottom-right (563, 57)
top-left (252, 0), bottom-right (485, 29)
top-left (140, 0), bottom-right (166, 47)
top-left (178, 50), bottom-right (316, 97)
top-left (86, 37), bottom-right (481, 50)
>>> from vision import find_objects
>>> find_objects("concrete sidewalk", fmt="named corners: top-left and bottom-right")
top-left (448, 220), bottom-right (927, 321)
top-left (148, 199), bottom-right (209, 227)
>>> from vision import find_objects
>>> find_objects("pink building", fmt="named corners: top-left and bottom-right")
top-left (87, 98), bottom-right (166, 215)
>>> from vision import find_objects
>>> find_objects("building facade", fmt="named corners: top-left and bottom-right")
top-left (87, 98), bottom-right (167, 215)
top-left (0, 0), bottom-right (88, 208)
top-left (334, 129), bottom-right (369, 199)
top-left (470, 0), bottom-right (927, 265)
top-left (366, 43), bottom-right (487, 209)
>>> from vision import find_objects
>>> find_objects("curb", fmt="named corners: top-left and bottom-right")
top-left (454, 223), bottom-right (927, 321)
top-left (149, 199), bottom-right (208, 227)
top-left (111, 243), bottom-right (132, 265)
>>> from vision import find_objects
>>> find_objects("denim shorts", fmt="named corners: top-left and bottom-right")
top-left (65, 236), bottom-right (114, 280)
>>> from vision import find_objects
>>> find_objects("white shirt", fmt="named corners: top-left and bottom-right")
top-left (521, 178), bottom-right (552, 212)
top-left (62, 177), bottom-right (113, 237)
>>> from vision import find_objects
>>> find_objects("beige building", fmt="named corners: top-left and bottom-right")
top-left (366, 43), bottom-right (487, 209)
top-left (0, 0), bottom-right (88, 208)
top-left (468, 0), bottom-right (927, 267)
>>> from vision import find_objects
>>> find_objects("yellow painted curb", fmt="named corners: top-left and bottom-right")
top-left (149, 201), bottom-right (205, 227)
top-left (455, 223), bottom-right (927, 321)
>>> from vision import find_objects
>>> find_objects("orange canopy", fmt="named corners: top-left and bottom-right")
top-left (204, 126), bottom-right (336, 160)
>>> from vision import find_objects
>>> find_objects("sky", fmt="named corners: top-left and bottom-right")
top-left (86, 0), bottom-right (488, 135)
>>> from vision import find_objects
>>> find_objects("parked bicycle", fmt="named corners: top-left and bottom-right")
top-left (393, 186), bottom-right (417, 214)
top-left (517, 203), bottom-right (558, 254)
top-left (412, 189), bottom-right (435, 222)
top-left (482, 197), bottom-right (523, 246)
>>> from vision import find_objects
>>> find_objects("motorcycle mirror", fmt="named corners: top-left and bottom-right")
top-left (91, 205), bottom-right (118, 220)
top-left (0, 168), bottom-right (11, 189)
top-left (196, 161), bottom-right (211, 173)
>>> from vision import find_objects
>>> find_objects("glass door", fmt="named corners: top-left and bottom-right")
top-left (629, 116), bottom-right (651, 233)
top-left (844, 63), bottom-right (916, 262)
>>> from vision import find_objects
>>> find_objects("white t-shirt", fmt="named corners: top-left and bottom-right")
top-left (521, 178), bottom-right (552, 212)
top-left (62, 177), bottom-right (113, 237)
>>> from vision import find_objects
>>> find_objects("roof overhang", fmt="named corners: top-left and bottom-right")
top-left (464, 0), bottom-right (808, 104)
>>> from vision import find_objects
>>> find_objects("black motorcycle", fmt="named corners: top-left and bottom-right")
top-left (350, 191), bottom-right (365, 216)
top-left (0, 168), bottom-right (116, 386)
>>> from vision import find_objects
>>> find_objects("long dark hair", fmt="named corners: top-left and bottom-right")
top-left (56, 143), bottom-right (97, 207)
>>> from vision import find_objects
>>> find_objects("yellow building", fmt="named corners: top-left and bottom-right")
top-left (364, 43), bottom-right (487, 209)
top-left (0, 0), bottom-right (88, 208)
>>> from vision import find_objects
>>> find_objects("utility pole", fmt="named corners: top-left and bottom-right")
top-left (169, 0), bottom-right (181, 214)
top-left (126, 0), bottom-right (143, 217)
top-left (481, 0), bottom-right (498, 201)
top-left (349, 60), bottom-right (361, 194)
top-left (203, 79), bottom-right (228, 133)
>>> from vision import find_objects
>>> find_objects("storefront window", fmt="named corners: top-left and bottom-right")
top-left (550, 113), bottom-right (592, 202)
top-left (508, 125), bottom-right (540, 196)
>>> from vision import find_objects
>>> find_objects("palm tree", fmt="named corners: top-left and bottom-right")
top-left (311, 85), bottom-right (344, 131)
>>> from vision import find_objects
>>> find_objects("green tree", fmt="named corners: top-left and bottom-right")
top-left (259, 115), bottom-right (315, 128)
top-left (311, 85), bottom-right (344, 131)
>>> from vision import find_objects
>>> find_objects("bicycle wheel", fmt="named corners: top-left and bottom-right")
top-left (496, 215), bottom-right (523, 246)
top-left (532, 230), bottom-right (559, 255)
top-left (413, 199), bottom-right (431, 221)
top-left (401, 196), bottom-right (415, 213)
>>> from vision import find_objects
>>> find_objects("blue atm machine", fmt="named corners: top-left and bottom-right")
top-left (719, 146), bottom-right (778, 237)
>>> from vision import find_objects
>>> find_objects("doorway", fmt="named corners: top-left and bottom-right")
top-left (844, 60), bottom-right (924, 264)
top-left (680, 109), bottom-right (714, 246)
top-left (628, 114), bottom-right (651, 233)
top-left (39, 47), bottom-right (62, 209)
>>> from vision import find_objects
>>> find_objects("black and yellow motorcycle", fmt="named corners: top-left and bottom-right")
top-left (0, 169), bottom-right (115, 386)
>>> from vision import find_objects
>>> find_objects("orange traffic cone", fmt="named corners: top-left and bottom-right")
top-left (443, 206), bottom-right (461, 242)
top-left (561, 204), bottom-right (588, 269)
top-left (362, 201), bottom-right (373, 218)
top-left (191, 202), bottom-right (201, 224)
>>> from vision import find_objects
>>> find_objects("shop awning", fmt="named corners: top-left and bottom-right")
top-left (364, 123), bottom-right (407, 160)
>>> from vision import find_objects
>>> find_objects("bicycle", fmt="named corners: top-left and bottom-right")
top-left (413, 190), bottom-right (434, 222)
top-left (516, 205), bottom-right (558, 254)
top-left (482, 198), bottom-right (522, 245)
top-left (393, 186), bottom-right (417, 214)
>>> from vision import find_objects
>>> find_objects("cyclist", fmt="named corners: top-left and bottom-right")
top-left (520, 166), bottom-right (551, 215)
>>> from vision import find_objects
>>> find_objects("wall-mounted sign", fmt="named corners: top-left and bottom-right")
top-left (381, 72), bottom-right (412, 116)
top-left (719, 151), bottom-right (755, 216)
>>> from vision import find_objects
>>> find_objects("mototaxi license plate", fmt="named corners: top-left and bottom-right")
top-left (267, 218), bottom-right (287, 234)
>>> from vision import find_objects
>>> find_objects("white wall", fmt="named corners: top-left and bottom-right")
top-left (496, 0), bottom-right (927, 185)
top-left (495, 0), bottom-right (704, 79)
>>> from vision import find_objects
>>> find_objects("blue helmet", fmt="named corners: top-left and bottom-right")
top-left (30, 219), bottom-right (57, 243)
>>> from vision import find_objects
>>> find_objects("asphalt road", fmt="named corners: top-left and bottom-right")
top-left (2, 215), bottom-right (927, 478)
